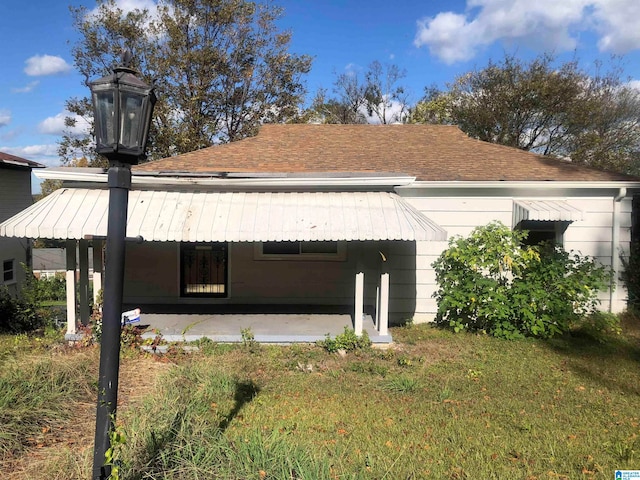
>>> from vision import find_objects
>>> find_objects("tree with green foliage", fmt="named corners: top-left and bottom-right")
top-left (410, 54), bottom-right (640, 175)
top-left (363, 60), bottom-right (409, 124)
top-left (61, 0), bottom-right (312, 166)
top-left (305, 61), bottom-right (409, 124)
top-left (432, 222), bottom-right (612, 339)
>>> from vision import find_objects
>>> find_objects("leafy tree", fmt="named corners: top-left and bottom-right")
top-left (61, 0), bottom-right (312, 165)
top-left (305, 61), bottom-right (409, 124)
top-left (363, 60), bottom-right (409, 124)
top-left (410, 54), bottom-right (640, 175)
top-left (304, 87), bottom-right (368, 124)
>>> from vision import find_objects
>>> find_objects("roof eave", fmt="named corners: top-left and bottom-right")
top-left (35, 168), bottom-right (416, 188)
top-left (399, 180), bottom-right (640, 190)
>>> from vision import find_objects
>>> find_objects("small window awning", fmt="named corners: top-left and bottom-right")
top-left (513, 199), bottom-right (584, 223)
top-left (0, 188), bottom-right (447, 242)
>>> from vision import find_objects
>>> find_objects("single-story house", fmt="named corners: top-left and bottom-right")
top-left (32, 247), bottom-right (95, 280)
top-left (0, 152), bottom-right (44, 295)
top-left (1, 124), bottom-right (638, 342)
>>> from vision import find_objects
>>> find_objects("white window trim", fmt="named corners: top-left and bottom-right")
top-left (254, 241), bottom-right (347, 262)
top-left (2, 259), bottom-right (16, 285)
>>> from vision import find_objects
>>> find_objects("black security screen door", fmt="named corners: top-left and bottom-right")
top-left (180, 243), bottom-right (227, 297)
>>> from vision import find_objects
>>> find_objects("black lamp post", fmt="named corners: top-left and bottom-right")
top-left (90, 54), bottom-right (156, 480)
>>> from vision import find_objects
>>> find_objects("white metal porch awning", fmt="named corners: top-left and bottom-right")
top-left (513, 199), bottom-right (584, 223)
top-left (0, 188), bottom-right (447, 242)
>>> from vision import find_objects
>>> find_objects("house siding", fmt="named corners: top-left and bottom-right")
top-left (402, 192), bottom-right (632, 322)
top-left (0, 168), bottom-right (33, 293)
top-left (123, 241), bottom-right (372, 306)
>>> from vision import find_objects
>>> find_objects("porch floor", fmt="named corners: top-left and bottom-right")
top-left (135, 313), bottom-right (392, 344)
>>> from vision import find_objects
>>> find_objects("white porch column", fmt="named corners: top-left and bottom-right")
top-left (378, 272), bottom-right (389, 336)
top-left (354, 271), bottom-right (364, 336)
top-left (92, 240), bottom-right (103, 308)
top-left (65, 240), bottom-right (77, 335)
top-left (78, 239), bottom-right (90, 325)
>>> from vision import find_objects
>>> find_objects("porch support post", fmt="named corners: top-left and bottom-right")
top-left (354, 271), bottom-right (364, 336)
top-left (79, 239), bottom-right (90, 325)
top-left (92, 240), bottom-right (104, 308)
top-left (65, 240), bottom-right (77, 335)
top-left (378, 272), bottom-right (389, 336)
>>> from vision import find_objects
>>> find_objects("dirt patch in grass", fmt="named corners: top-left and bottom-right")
top-left (1, 350), bottom-right (170, 480)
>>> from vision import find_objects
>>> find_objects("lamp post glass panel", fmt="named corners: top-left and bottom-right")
top-left (90, 61), bottom-right (155, 480)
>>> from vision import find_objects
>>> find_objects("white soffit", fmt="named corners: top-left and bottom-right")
top-left (0, 188), bottom-right (447, 242)
top-left (513, 199), bottom-right (584, 223)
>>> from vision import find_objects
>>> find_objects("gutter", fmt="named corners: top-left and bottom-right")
top-left (34, 168), bottom-right (416, 188)
top-left (397, 180), bottom-right (640, 191)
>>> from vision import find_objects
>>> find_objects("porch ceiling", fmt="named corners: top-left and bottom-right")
top-left (0, 188), bottom-right (447, 242)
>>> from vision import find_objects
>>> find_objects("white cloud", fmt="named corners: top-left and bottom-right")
top-left (89, 0), bottom-right (160, 31)
top-left (415, 0), bottom-right (640, 64)
top-left (12, 81), bottom-right (39, 94)
top-left (592, 0), bottom-right (640, 53)
top-left (0, 110), bottom-right (11, 127)
top-left (628, 80), bottom-right (640, 91)
top-left (24, 55), bottom-right (71, 76)
top-left (0, 144), bottom-right (61, 167)
top-left (91, 0), bottom-right (156, 15)
top-left (361, 96), bottom-right (408, 125)
top-left (38, 111), bottom-right (91, 137)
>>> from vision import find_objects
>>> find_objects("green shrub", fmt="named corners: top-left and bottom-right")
top-left (432, 221), bottom-right (612, 339)
top-left (0, 286), bottom-right (44, 333)
top-left (621, 242), bottom-right (640, 310)
top-left (572, 311), bottom-right (622, 342)
top-left (35, 275), bottom-right (67, 302)
top-left (317, 326), bottom-right (371, 352)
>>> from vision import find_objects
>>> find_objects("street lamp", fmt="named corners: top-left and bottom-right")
top-left (90, 52), bottom-right (156, 480)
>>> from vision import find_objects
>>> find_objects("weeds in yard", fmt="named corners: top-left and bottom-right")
top-left (0, 348), bottom-right (97, 459)
top-left (381, 375), bottom-right (421, 393)
top-left (3, 318), bottom-right (640, 479)
top-left (317, 326), bottom-right (371, 352)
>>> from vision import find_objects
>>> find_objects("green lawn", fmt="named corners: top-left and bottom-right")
top-left (1, 321), bottom-right (639, 479)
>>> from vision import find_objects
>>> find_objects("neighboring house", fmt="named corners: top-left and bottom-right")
top-left (0, 152), bottom-right (44, 295)
top-left (1, 124), bottom-right (638, 339)
top-left (32, 247), bottom-right (94, 280)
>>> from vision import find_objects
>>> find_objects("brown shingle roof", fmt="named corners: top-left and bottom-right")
top-left (134, 124), bottom-right (635, 182)
top-left (0, 151), bottom-right (44, 169)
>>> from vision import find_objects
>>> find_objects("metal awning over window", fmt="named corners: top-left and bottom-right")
top-left (0, 188), bottom-right (447, 242)
top-left (513, 199), bottom-right (584, 224)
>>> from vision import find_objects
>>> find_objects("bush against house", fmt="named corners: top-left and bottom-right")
top-left (432, 222), bottom-right (612, 339)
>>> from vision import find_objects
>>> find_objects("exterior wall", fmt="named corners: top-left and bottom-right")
top-left (124, 242), bottom-right (180, 299)
top-left (122, 240), bottom-right (420, 325)
top-left (0, 168), bottom-right (33, 294)
top-left (401, 190), bottom-right (632, 322)
top-left (120, 187), bottom-right (634, 325)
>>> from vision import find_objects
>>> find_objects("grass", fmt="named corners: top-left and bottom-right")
top-left (1, 318), bottom-right (640, 479)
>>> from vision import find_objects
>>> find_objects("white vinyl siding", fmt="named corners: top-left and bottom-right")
top-left (402, 193), bottom-right (632, 320)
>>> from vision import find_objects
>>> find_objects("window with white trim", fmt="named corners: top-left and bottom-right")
top-left (256, 241), bottom-right (346, 261)
top-left (2, 259), bottom-right (16, 284)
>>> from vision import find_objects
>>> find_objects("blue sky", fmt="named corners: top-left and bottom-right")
top-left (1, 0), bottom-right (640, 178)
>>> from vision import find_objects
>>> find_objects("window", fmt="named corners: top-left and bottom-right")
top-left (2, 259), bottom-right (15, 284)
top-left (257, 241), bottom-right (346, 261)
top-left (180, 243), bottom-right (227, 297)
top-left (517, 221), bottom-right (569, 247)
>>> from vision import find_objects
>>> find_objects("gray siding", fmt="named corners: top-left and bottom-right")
top-left (0, 168), bottom-right (33, 292)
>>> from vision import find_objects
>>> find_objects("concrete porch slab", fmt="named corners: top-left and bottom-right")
top-left (135, 313), bottom-right (392, 344)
